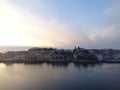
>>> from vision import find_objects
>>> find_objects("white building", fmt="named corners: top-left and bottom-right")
top-left (97, 54), bottom-right (103, 61)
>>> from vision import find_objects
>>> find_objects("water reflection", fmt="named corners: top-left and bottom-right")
top-left (24, 62), bottom-right (45, 66)
top-left (73, 63), bottom-right (103, 69)
top-left (2, 62), bottom-right (104, 69)
top-left (46, 62), bottom-right (69, 68)
top-left (0, 63), bottom-right (120, 90)
top-left (5, 63), bottom-right (15, 66)
top-left (0, 63), bottom-right (6, 68)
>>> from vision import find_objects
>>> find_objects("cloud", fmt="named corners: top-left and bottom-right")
top-left (64, 0), bottom-right (120, 49)
top-left (0, 0), bottom-right (120, 49)
top-left (0, 0), bottom-right (81, 47)
top-left (104, 0), bottom-right (120, 17)
top-left (53, 0), bottom-right (120, 49)
top-left (83, 0), bottom-right (120, 49)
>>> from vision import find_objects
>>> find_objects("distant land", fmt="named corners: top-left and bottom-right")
top-left (0, 46), bottom-right (62, 53)
top-left (0, 46), bottom-right (119, 53)
top-left (0, 46), bottom-right (32, 53)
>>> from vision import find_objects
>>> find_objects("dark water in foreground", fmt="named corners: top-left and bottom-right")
top-left (0, 63), bottom-right (120, 90)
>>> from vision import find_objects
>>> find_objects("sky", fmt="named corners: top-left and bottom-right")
top-left (0, 0), bottom-right (120, 49)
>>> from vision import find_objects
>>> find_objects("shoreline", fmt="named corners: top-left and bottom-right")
top-left (0, 60), bottom-right (120, 64)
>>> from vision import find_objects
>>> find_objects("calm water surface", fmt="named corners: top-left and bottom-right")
top-left (0, 62), bottom-right (120, 90)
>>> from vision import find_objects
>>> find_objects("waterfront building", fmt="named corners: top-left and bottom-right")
top-left (97, 54), bottom-right (103, 62)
